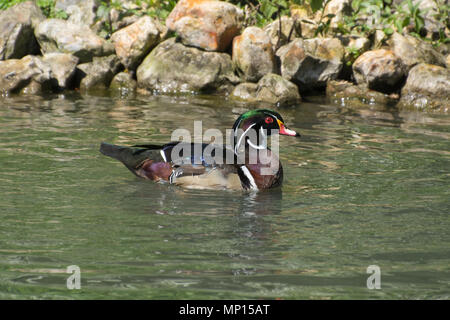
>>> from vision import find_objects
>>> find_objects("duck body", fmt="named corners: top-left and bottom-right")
top-left (100, 109), bottom-right (299, 191)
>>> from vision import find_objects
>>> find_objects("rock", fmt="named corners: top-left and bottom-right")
top-left (339, 35), bottom-right (371, 59)
top-left (339, 35), bottom-right (371, 66)
top-left (326, 80), bottom-right (399, 107)
top-left (0, 1), bottom-right (45, 60)
top-left (76, 55), bottom-right (123, 91)
top-left (231, 82), bottom-right (258, 101)
top-left (276, 38), bottom-right (344, 91)
top-left (55, 0), bottom-right (98, 26)
top-left (166, 0), bottom-right (243, 52)
top-left (263, 16), bottom-right (301, 49)
top-left (337, 35), bottom-right (371, 80)
top-left (399, 63), bottom-right (450, 112)
top-left (352, 49), bottom-right (406, 93)
top-left (111, 16), bottom-right (167, 71)
top-left (297, 19), bottom-right (318, 39)
top-left (41, 53), bottom-right (79, 89)
top-left (322, 0), bottom-right (352, 30)
top-left (0, 55), bottom-right (55, 95)
top-left (35, 19), bottom-right (115, 63)
top-left (232, 27), bottom-right (276, 82)
top-left (255, 73), bottom-right (301, 106)
top-left (110, 11), bottom-right (140, 32)
top-left (109, 71), bottom-right (137, 95)
top-left (388, 32), bottom-right (446, 71)
top-left (231, 73), bottom-right (301, 107)
top-left (371, 29), bottom-right (387, 49)
top-left (136, 38), bottom-right (239, 93)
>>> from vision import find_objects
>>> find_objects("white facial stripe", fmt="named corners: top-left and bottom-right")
top-left (247, 127), bottom-right (267, 150)
top-left (160, 149), bottom-right (167, 162)
top-left (235, 123), bottom-right (256, 154)
top-left (240, 165), bottom-right (258, 190)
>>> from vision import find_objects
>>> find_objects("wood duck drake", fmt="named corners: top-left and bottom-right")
top-left (100, 109), bottom-right (300, 191)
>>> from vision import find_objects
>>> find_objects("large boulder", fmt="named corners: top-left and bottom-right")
top-left (111, 16), bottom-right (167, 71)
top-left (0, 1), bottom-right (45, 60)
top-left (399, 63), bottom-right (450, 112)
top-left (263, 16), bottom-right (301, 49)
top-left (41, 53), bottom-right (79, 89)
top-left (352, 49), bottom-right (406, 93)
top-left (55, 0), bottom-right (98, 26)
top-left (232, 27), bottom-right (276, 82)
top-left (388, 32), bottom-right (446, 71)
top-left (75, 55), bottom-right (123, 91)
top-left (0, 55), bottom-right (55, 94)
top-left (276, 38), bottom-right (344, 91)
top-left (166, 0), bottom-right (243, 52)
top-left (231, 73), bottom-right (301, 107)
top-left (136, 38), bottom-right (239, 93)
top-left (35, 19), bottom-right (115, 63)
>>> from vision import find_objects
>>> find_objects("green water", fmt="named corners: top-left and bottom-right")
top-left (0, 93), bottom-right (449, 299)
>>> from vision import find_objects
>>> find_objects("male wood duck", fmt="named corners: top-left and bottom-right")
top-left (100, 109), bottom-right (300, 191)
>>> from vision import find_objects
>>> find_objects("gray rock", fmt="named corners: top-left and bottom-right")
top-left (55, 0), bottom-right (98, 26)
top-left (0, 55), bottom-right (55, 95)
top-left (111, 16), bottom-right (167, 71)
top-left (231, 82), bottom-right (258, 101)
top-left (76, 55), bottom-right (123, 91)
top-left (109, 71), bottom-right (137, 96)
top-left (136, 38), bottom-right (239, 93)
top-left (232, 26), bottom-right (276, 82)
top-left (35, 19), bottom-right (115, 63)
top-left (263, 16), bottom-right (301, 49)
top-left (166, 0), bottom-right (243, 52)
top-left (276, 38), bottom-right (344, 91)
top-left (41, 53), bottom-right (79, 89)
top-left (255, 73), bottom-right (301, 106)
top-left (0, 1), bottom-right (45, 60)
top-left (388, 32), bottom-right (446, 71)
top-left (110, 10), bottom-right (140, 32)
top-left (399, 63), bottom-right (450, 112)
top-left (231, 73), bottom-right (301, 107)
top-left (353, 49), bottom-right (406, 93)
top-left (322, 0), bottom-right (352, 30)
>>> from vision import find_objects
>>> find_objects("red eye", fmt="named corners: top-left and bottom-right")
top-left (265, 117), bottom-right (274, 124)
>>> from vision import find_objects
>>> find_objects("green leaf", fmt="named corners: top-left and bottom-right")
top-left (415, 15), bottom-right (424, 31)
top-left (352, 0), bottom-right (362, 12)
top-left (383, 27), bottom-right (394, 35)
top-left (309, 0), bottom-right (324, 13)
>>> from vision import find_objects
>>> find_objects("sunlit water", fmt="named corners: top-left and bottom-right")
top-left (0, 92), bottom-right (449, 299)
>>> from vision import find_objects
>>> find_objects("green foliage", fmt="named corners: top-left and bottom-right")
top-left (0, 0), bottom-right (67, 18)
top-left (37, 0), bottom-right (68, 19)
top-left (142, 0), bottom-right (177, 21)
top-left (309, 0), bottom-right (324, 13)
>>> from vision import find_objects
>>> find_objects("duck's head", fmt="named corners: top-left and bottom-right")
top-left (232, 109), bottom-right (300, 152)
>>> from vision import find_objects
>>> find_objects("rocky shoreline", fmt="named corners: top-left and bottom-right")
top-left (0, 0), bottom-right (449, 112)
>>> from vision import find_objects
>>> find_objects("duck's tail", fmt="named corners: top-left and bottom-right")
top-left (99, 142), bottom-right (155, 174)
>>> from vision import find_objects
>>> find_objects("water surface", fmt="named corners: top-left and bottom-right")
top-left (0, 93), bottom-right (449, 299)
